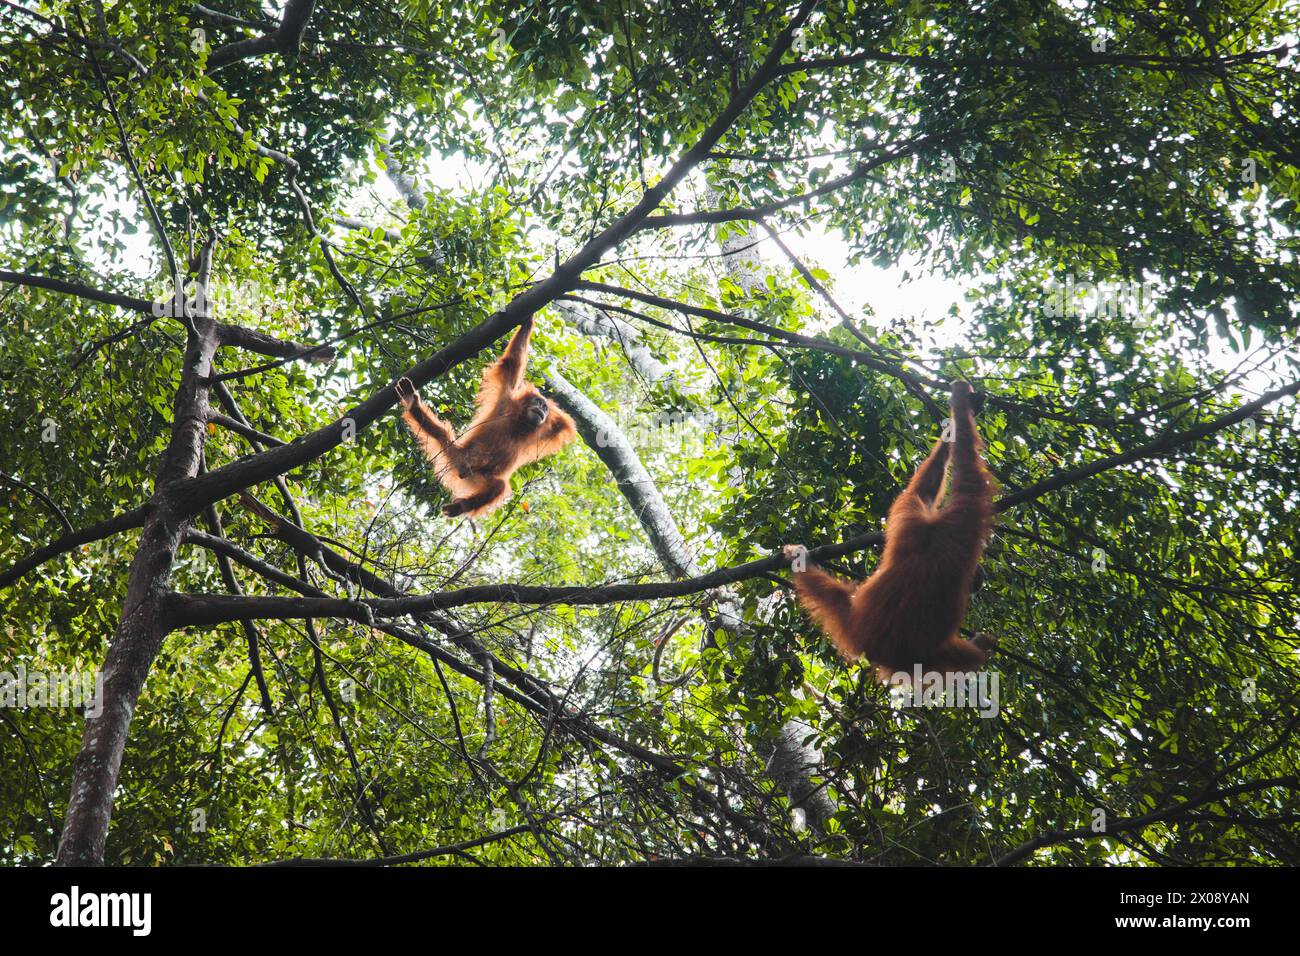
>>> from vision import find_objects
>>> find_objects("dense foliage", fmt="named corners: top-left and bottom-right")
top-left (1, 0), bottom-right (1297, 865)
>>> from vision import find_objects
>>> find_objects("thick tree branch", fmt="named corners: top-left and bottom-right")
top-left (0, 270), bottom-right (153, 313)
top-left (553, 299), bottom-right (669, 382)
top-left (0, 505), bottom-right (150, 589)
top-left (205, 0), bottom-right (316, 72)
top-left (56, 314), bottom-right (221, 865)
top-left (380, 147), bottom-right (427, 211)
top-left (554, 270), bottom-right (837, 830)
top-left (164, 526), bottom-right (877, 625)
top-left (215, 321), bottom-right (335, 363)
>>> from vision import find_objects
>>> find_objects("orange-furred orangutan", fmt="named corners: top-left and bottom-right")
top-left (396, 315), bottom-right (576, 518)
top-left (784, 380), bottom-right (997, 680)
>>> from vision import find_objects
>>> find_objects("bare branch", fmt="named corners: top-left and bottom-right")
top-left (576, 279), bottom-right (904, 378)
top-left (206, 412), bottom-right (285, 448)
top-left (183, 511), bottom-right (692, 779)
top-left (1000, 377), bottom-right (1300, 509)
top-left (260, 823), bottom-right (536, 866)
top-left (215, 321), bottom-right (335, 363)
top-left (640, 127), bottom-right (957, 229)
top-left (200, 503), bottom-right (274, 712)
top-left (80, 5), bottom-right (183, 328)
top-left (0, 506), bottom-right (150, 589)
top-left (0, 471), bottom-right (74, 535)
top-left (206, 0), bottom-right (317, 72)
top-left (0, 270), bottom-right (153, 313)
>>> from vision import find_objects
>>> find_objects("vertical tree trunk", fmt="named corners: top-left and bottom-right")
top-left (554, 300), bottom-right (669, 383)
top-left (546, 372), bottom-right (836, 835)
top-left (55, 318), bottom-right (219, 864)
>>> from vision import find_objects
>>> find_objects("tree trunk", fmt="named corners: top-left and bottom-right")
top-left (55, 318), bottom-right (219, 864)
top-left (546, 371), bottom-right (836, 835)
top-left (554, 299), bottom-right (669, 383)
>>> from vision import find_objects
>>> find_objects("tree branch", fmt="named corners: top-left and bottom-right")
top-left (200, 503), bottom-right (274, 712)
top-left (993, 776), bottom-right (1298, 866)
top-left (0, 505), bottom-right (150, 589)
top-left (215, 321), bottom-right (335, 363)
top-left (166, 373), bottom-right (1300, 620)
top-left (80, 3), bottom-right (183, 328)
top-left (0, 471), bottom-right (74, 535)
top-left (999, 377), bottom-right (1300, 509)
top-left (782, 45), bottom-right (1290, 78)
top-left (260, 823), bottom-right (536, 866)
top-left (206, 412), bottom-right (285, 448)
top-left (576, 279), bottom-right (904, 377)
top-left (163, 529), bottom-right (874, 625)
top-left (206, 0), bottom-right (317, 72)
top-left (639, 127), bottom-right (958, 229)
top-left (182, 514), bottom-right (692, 780)
top-left (0, 270), bottom-right (153, 314)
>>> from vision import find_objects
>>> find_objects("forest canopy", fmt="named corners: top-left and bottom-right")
top-left (0, 0), bottom-right (1298, 866)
